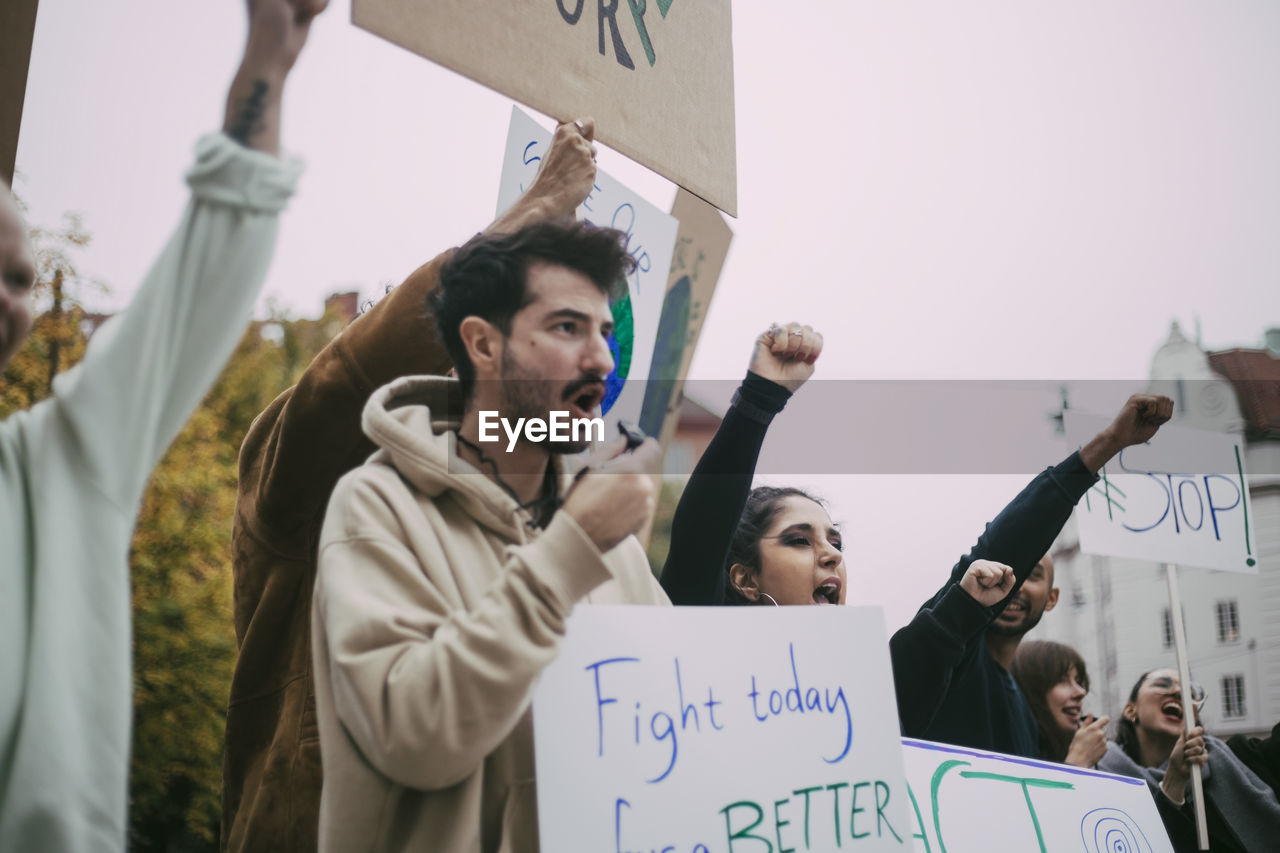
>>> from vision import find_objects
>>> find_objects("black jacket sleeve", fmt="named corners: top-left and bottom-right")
top-left (890, 584), bottom-right (993, 734)
top-left (921, 451), bottom-right (1097, 611)
top-left (1228, 722), bottom-right (1280, 799)
top-left (890, 451), bottom-right (1097, 734)
top-left (1149, 784), bottom-right (1247, 853)
top-left (659, 372), bottom-right (792, 605)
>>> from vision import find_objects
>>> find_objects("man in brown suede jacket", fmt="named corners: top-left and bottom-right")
top-left (220, 118), bottom-right (601, 852)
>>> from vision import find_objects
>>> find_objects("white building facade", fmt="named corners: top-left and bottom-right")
top-left (1037, 325), bottom-right (1280, 739)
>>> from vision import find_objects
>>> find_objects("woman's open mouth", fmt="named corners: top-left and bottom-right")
top-left (813, 578), bottom-right (841, 605)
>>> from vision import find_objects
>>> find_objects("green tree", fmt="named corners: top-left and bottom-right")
top-left (127, 307), bottom-right (344, 851)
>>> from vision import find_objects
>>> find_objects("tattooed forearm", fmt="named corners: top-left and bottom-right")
top-left (227, 79), bottom-right (270, 146)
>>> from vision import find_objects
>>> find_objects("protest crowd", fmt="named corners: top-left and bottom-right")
top-left (2, 1), bottom-right (1278, 851)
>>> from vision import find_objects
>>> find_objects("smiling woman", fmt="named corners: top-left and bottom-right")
top-left (1010, 640), bottom-right (1109, 767)
top-left (1097, 668), bottom-right (1280, 852)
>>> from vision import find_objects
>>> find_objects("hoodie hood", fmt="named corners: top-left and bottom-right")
top-left (361, 375), bottom-right (574, 543)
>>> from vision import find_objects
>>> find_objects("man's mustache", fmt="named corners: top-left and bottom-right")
top-left (562, 374), bottom-right (607, 399)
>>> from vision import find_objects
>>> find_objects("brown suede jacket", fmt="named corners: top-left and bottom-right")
top-left (221, 252), bottom-right (454, 852)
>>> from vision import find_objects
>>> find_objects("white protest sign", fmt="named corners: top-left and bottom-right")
top-left (354, 0), bottom-right (737, 215)
top-left (533, 606), bottom-right (911, 852)
top-left (497, 106), bottom-right (677, 425)
top-left (1065, 412), bottom-right (1259, 573)
top-left (902, 740), bottom-right (1174, 853)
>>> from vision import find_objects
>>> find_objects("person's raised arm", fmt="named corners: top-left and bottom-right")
top-left (51, 0), bottom-right (325, 511)
top-left (924, 393), bottom-right (1174, 609)
top-left (223, 0), bottom-right (328, 155)
top-left (660, 323), bottom-right (821, 605)
top-left (891, 560), bottom-right (1014, 735)
top-left (241, 116), bottom-right (599, 539)
top-left (1078, 393), bottom-right (1174, 474)
top-left (488, 118), bottom-right (598, 234)
top-left (896, 394), bottom-right (1171, 736)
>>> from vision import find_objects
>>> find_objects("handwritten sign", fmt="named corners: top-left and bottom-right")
top-left (902, 740), bottom-right (1174, 853)
top-left (497, 106), bottom-right (676, 425)
top-left (533, 606), bottom-right (911, 852)
top-left (354, 0), bottom-right (737, 215)
top-left (1065, 412), bottom-right (1259, 573)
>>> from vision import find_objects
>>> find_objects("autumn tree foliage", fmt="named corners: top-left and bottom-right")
top-left (0, 209), bottom-right (98, 412)
top-left (2, 205), bottom-right (345, 851)
top-left (128, 309), bottom-right (337, 851)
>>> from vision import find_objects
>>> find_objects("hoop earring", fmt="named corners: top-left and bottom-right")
top-left (760, 593), bottom-right (779, 607)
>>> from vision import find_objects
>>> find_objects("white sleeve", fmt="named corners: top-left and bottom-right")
top-left (48, 133), bottom-right (301, 509)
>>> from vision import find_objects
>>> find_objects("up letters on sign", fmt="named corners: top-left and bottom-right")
top-left (533, 606), bottom-right (912, 852)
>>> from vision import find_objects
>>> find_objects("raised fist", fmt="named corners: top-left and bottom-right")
top-left (958, 559), bottom-right (1015, 607)
top-left (749, 322), bottom-right (823, 393)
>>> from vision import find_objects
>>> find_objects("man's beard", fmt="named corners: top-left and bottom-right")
top-left (986, 602), bottom-right (1045, 637)
top-left (498, 349), bottom-right (596, 454)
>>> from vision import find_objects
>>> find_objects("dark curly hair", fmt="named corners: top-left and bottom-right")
top-left (723, 486), bottom-right (828, 605)
top-left (1011, 640), bottom-right (1091, 763)
top-left (429, 220), bottom-right (633, 400)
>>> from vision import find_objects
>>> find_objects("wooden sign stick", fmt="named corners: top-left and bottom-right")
top-left (1164, 562), bottom-right (1209, 850)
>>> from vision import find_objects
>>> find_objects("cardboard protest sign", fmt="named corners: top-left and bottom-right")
top-left (1, 0), bottom-right (39, 184)
top-left (902, 740), bottom-right (1174, 853)
top-left (533, 606), bottom-right (911, 852)
top-left (496, 106), bottom-right (677, 426)
top-left (1065, 413), bottom-right (1258, 573)
top-left (638, 188), bottom-right (733, 445)
top-left (353, 0), bottom-right (738, 215)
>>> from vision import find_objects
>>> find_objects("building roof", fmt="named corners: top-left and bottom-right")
top-left (1208, 348), bottom-right (1280, 440)
top-left (324, 291), bottom-right (360, 324)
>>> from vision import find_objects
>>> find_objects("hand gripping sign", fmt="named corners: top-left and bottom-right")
top-left (497, 106), bottom-right (677, 426)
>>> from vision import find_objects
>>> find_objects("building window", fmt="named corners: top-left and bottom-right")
top-left (1162, 609), bottom-right (1173, 648)
top-left (1216, 600), bottom-right (1240, 644)
top-left (1222, 675), bottom-right (1247, 719)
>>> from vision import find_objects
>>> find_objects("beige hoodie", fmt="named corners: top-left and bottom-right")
top-left (312, 376), bottom-right (669, 852)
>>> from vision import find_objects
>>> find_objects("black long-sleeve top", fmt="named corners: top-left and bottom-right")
top-left (659, 372), bottom-right (792, 605)
top-left (904, 452), bottom-right (1097, 752)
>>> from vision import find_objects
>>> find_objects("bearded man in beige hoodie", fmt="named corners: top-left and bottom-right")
top-left (311, 220), bottom-right (669, 853)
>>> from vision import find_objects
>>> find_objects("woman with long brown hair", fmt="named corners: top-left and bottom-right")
top-left (1010, 640), bottom-right (1109, 766)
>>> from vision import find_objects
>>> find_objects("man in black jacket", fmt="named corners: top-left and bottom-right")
top-left (894, 393), bottom-right (1173, 756)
